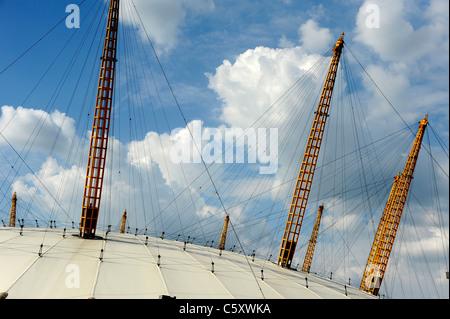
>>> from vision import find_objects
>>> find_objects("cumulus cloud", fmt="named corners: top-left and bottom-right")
top-left (120, 0), bottom-right (215, 53)
top-left (298, 19), bottom-right (332, 54)
top-left (355, 0), bottom-right (449, 63)
top-left (0, 105), bottom-right (79, 160)
top-left (354, 0), bottom-right (449, 130)
top-left (206, 45), bottom-right (322, 128)
top-left (12, 156), bottom-right (85, 221)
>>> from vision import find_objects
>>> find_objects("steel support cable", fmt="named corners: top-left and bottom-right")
top-left (65, 6), bottom-right (110, 225)
top-left (119, 2), bottom-right (184, 239)
top-left (142, 43), bottom-right (322, 255)
top-left (122, 17), bottom-right (153, 232)
top-left (122, 15), bottom-right (159, 235)
top-left (310, 129), bottom-right (418, 278)
top-left (213, 60), bottom-right (327, 259)
top-left (425, 131), bottom-right (449, 270)
top-left (161, 54), bottom-right (329, 239)
top-left (120, 1), bottom-right (208, 259)
top-left (232, 50), bottom-right (370, 268)
top-left (316, 129), bottom-right (422, 266)
top-left (256, 55), bottom-right (334, 267)
top-left (0, 0), bottom-right (101, 211)
top-left (408, 205), bottom-right (442, 298)
top-left (141, 52), bottom-right (331, 232)
top-left (129, 0), bottom-right (266, 298)
top-left (398, 201), bottom-right (437, 298)
top-left (0, 144), bottom-right (70, 228)
top-left (346, 44), bottom-right (448, 180)
top-left (141, 69), bottom-right (306, 238)
top-left (33, 18), bottom-right (105, 229)
top-left (1, 22), bottom-right (100, 227)
top-left (428, 122), bottom-right (449, 156)
top-left (122, 20), bottom-right (143, 232)
top-left (342, 50), bottom-right (376, 239)
top-left (122, 5), bottom-right (177, 242)
top-left (0, 0), bottom-right (106, 228)
top-left (11, 1), bottom-right (108, 240)
top-left (124, 5), bottom-right (187, 241)
top-left (272, 50), bottom-right (341, 272)
top-left (216, 53), bottom-right (332, 258)
top-left (0, 134), bottom-right (73, 223)
top-left (0, 0), bottom-right (89, 77)
top-left (0, 4), bottom-right (107, 228)
top-left (217, 52), bottom-right (331, 196)
top-left (47, 2), bottom-right (108, 228)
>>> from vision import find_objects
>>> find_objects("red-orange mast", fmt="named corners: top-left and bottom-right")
top-left (360, 115), bottom-right (428, 295)
top-left (120, 210), bottom-right (127, 234)
top-left (302, 204), bottom-right (324, 273)
top-left (79, 0), bottom-right (120, 238)
top-left (278, 33), bottom-right (344, 267)
top-left (218, 214), bottom-right (230, 250)
top-left (8, 192), bottom-right (17, 227)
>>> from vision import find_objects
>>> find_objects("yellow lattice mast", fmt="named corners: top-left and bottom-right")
top-left (302, 203), bottom-right (324, 273)
top-left (278, 33), bottom-right (344, 267)
top-left (79, 0), bottom-right (120, 238)
top-left (8, 192), bottom-right (17, 227)
top-left (360, 115), bottom-right (428, 296)
top-left (119, 210), bottom-right (127, 234)
top-left (218, 213), bottom-right (230, 250)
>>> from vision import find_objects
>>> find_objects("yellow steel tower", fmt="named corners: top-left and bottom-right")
top-left (120, 210), bottom-right (127, 234)
top-left (8, 192), bottom-right (17, 227)
top-left (218, 213), bottom-right (230, 250)
top-left (278, 33), bottom-right (344, 267)
top-left (360, 115), bottom-right (428, 296)
top-left (79, 0), bottom-right (120, 238)
top-left (302, 204), bottom-right (324, 273)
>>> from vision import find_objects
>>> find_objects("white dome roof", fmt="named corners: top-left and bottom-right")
top-left (0, 227), bottom-right (376, 299)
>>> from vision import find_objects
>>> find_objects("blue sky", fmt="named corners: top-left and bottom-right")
top-left (0, 0), bottom-right (448, 298)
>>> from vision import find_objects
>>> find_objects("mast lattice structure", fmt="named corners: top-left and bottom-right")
top-left (8, 192), bottom-right (17, 227)
top-left (360, 115), bottom-right (428, 295)
top-left (218, 214), bottom-right (230, 250)
top-left (278, 33), bottom-right (344, 267)
top-left (301, 204), bottom-right (324, 273)
top-left (120, 210), bottom-right (127, 234)
top-left (79, 0), bottom-right (120, 238)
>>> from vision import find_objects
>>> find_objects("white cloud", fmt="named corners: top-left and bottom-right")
top-left (298, 19), bottom-right (333, 54)
top-left (354, 0), bottom-right (449, 63)
top-left (206, 45), bottom-right (322, 128)
top-left (278, 35), bottom-right (295, 49)
top-left (353, 0), bottom-right (449, 131)
top-left (12, 156), bottom-right (85, 220)
top-left (120, 0), bottom-right (215, 53)
top-left (0, 105), bottom-right (79, 160)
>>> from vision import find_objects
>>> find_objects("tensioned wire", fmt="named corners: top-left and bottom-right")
top-left (306, 59), bottom-right (414, 273)
top-left (140, 49), bottom-right (333, 242)
top-left (0, 0), bottom-right (90, 77)
top-left (119, 0), bottom-right (184, 240)
top-left (0, 0), bottom-right (102, 224)
top-left (128, 0), bottom-right (268, 297)
top-left (0, 1), bottom-right (446, 297)
top-left (0, 0), bottom-right (106, 236)
top-left (113, 0), bottom-right (219, 262)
